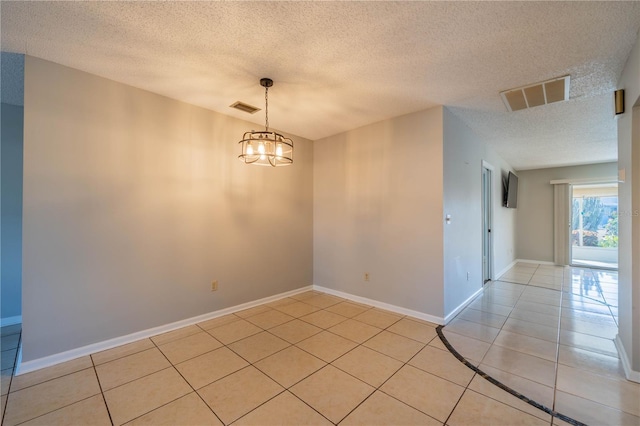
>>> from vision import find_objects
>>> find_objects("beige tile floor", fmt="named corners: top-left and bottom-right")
top-left (0, 265), bottom-right (637, 426)
top-left (443, 262), bottom-right (640, 426)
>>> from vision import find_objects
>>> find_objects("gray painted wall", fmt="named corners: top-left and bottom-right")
top-left (443, 108), bottom-right (517, 316)
top-left (617, 29), bottom-right (640, 373)
top-left (1, 103), bottom-right (24, 321)
top-left (515, 162), bottom-right (618, 263)
top-left (314, 107), bottom-right (445, 318)
top-left (314, 106), bottom-right (518, 320)
top-left (22, 56), bottom-right (313, 361)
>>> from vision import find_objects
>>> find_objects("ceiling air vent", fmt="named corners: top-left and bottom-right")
top-left (500, 75), bottom-right (570, 112)
top-left (229, 101), bottom-right (261, 114)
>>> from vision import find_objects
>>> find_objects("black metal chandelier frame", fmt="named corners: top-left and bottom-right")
top-left (238, 78), bottom-right (293, 167)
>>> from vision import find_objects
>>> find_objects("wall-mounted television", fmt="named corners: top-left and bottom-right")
top-left (504, 171), bottom-right (518, 208)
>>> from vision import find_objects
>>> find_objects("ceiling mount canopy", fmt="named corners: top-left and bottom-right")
top-left (238, 78), bottom-right (293, 167)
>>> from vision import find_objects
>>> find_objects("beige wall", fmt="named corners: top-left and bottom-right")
top-left (515, 162), bottom-right (618, 263)
top-left (617, 29), bottom-right (640, 375)
top-left (22, 56), bottom-right (313, 361)
top-left (313, 107), bottom-right (445, 318)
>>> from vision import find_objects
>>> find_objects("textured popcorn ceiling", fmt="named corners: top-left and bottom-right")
top-left (2, 1), bottom-right (639, 170)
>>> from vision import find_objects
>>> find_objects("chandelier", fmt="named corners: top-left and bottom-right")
top-left (238, 78), bottom-right (293, 167)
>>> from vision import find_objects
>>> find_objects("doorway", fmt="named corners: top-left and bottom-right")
top-left (570, 183), bottom-right (618, 269)
top-left (482, 161), bottom-right (494, 283)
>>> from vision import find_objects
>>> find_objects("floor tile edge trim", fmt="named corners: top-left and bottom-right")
top-left (313, 285), bottom-right (444, 325)
top-left (436, 325), bottom-right (587, 426)
top-left (614, 334), bottom-right (640, 383)
top-left (0, 316), bottom-right (22, 327)
top-left (15, 285), bottom-right (314, 376)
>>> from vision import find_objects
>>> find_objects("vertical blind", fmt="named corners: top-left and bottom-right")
top-left (553, 183), bottom-right (571, 265)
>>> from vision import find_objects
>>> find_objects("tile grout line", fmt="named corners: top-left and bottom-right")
top-left (3, 334), bottom-right (106, 426)
top-left (329, 327), bottom-right (442, 425)
top-left (337, 334), bottom-right (439, 425)
top-left (216, 297), bottom-right (375, 425)
top-left (96, 356), bottom-right (180, 393)
top-left (91, 330), bottom-right (226, 424)
top-left (286, 389), bottom-right (334, 425)
top-left (8, 286), bottom-right (621, 425)
top-left (438, 264), bottom-right (589, 426)
top-left (442, 385), bottom-right (473, 426)
top-left (250, 299), bottom-right (374, 423)
top-left (6, 365), bottom-right (97, 394)
top-left (436, 325), bottom-right (587, 425)
top-left (334, 388), bottom-right (376, 425)
top-left (0, 329), bottom-right (22, 426)
top-left (551, 269), bottom-right (566, 421)
top-left (230, 368), bottom-right (331, 425)
top-left (376, 332), bottom-right (458, 425)
top-left (444, 267), bottom-right (623, 424)
top-left (147, 332), bottom-right (227, 426)
top-left (329, 320), bottom-right (415, 424)
top-left (134, 297), bottom-right (362, 425)
top-left (230, 304), bottom-right (445, 425)
top-left (90, 355), bottom-right (115, 426)
top-left (458, 277), bottom-right (525, 369)
top-left (451, 275), bottom-right (551, 420)
top-left (9, 394), bottom-right (105, 426)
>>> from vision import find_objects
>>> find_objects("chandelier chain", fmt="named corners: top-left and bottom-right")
top-left (265, 86), bottom-right (269, 132)
top-left (238, 78), bottom-right (293, 167)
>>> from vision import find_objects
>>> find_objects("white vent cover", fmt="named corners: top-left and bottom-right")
top-left (500, 75), bottom-right (570, 112)
top-left (230, 101), bottom-right (261, 114)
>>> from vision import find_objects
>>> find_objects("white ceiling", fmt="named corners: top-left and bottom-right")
top-left (2, 1), bottom-right (639, 170)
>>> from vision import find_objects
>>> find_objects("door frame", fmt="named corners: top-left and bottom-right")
top-left (569, 181), bottom-right (619, 270)
top-left (482, 160), bottom-right (495, 284)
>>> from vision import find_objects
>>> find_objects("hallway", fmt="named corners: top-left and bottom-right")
top-left (443, 262), bottom-right (638, 425)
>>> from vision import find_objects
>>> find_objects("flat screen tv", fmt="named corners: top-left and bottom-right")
top-left (504, 171), bottom-right (518, 208)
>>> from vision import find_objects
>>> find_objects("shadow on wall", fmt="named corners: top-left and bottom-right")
top-left (1, 51), bottom-right (25, 324)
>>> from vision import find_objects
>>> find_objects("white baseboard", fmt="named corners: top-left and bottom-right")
top-left (16, 286), bottom-right (313, 375)
top-left (615, 334), bottom-right (640, 383)
top-left (1, 315), bottom-right (22, 327)
top-left (313, 285), bottom-right (444, 325)
top-left (495, 260), bottom-right (517, 280)
top-left (496, 259), bottom-right (565, 280)
top-left (443, 287), bottom-right (483, 324)
top-left (515, 259), bottom-right (556, 266)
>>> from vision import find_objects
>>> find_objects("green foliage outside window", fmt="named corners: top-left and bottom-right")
top-left (599, 212), bottom-right (618, 248)
top-left (572, 197), bottom-right (604, 232)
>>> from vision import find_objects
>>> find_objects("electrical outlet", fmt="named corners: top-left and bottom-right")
top-left (364, 273), bottom-right (370, 282)
top-left (211, 280), bottom-right (219, 291)
top-left (466, 272), bottom-right (470, 281)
